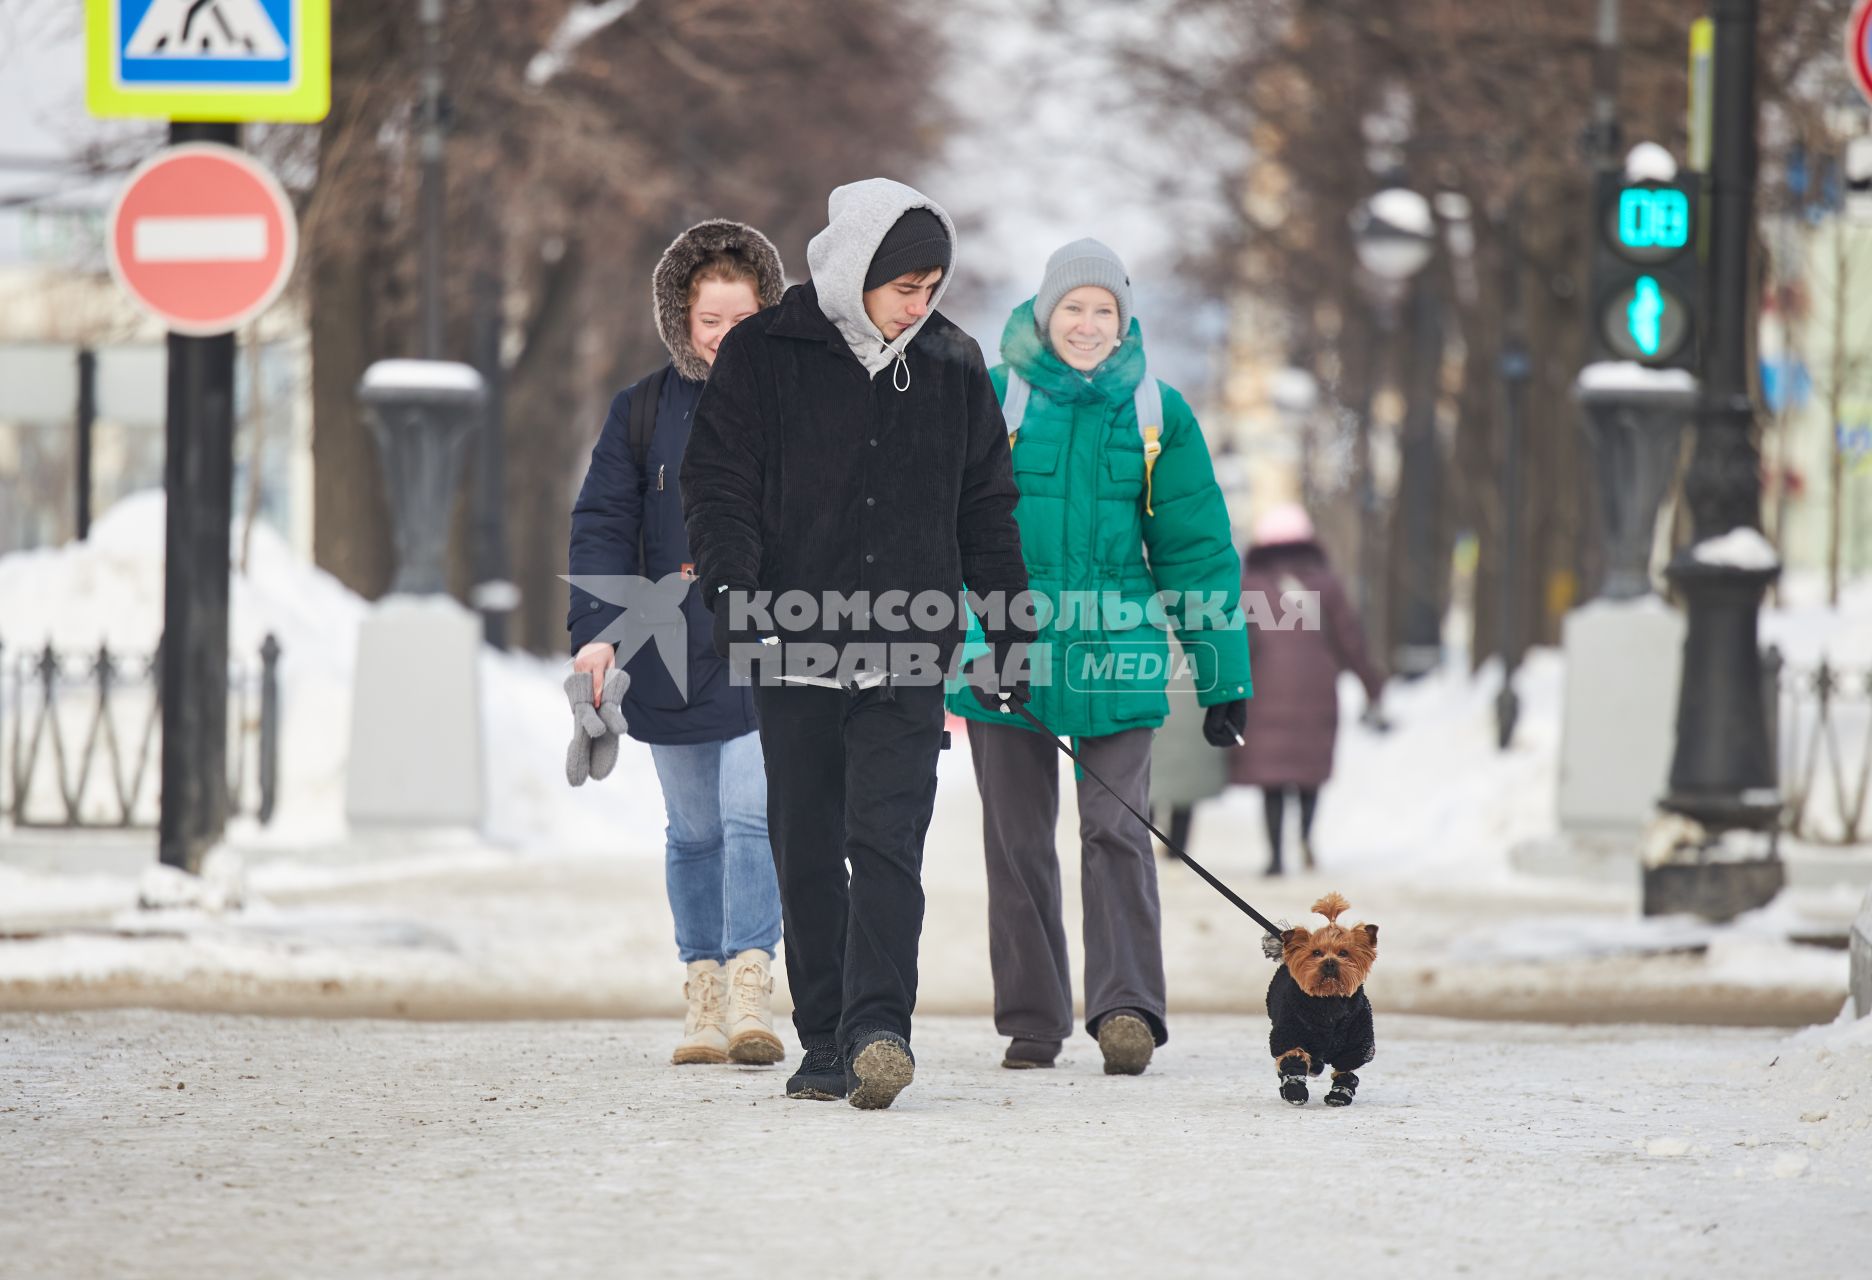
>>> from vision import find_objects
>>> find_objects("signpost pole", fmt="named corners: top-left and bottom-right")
top-left (88, 0), bottom-right (325, 873)
top-left (75, 347), bottom-right (96, 541)
top-left (157, 120), bottom-right (239, 872)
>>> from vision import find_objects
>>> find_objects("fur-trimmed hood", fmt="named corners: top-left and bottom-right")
top-left (652, 219), bottom-right (786, 382)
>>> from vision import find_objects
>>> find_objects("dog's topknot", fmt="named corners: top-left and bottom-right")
top-left (1311, 892), bottom-right (1351, 923)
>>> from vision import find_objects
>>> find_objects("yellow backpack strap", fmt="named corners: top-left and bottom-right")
top-left (1135, 369), bottom-right (1164, 516)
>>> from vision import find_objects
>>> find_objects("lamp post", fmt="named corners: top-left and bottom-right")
top-left (357, 361), bottom-right (486, 595)
top-left (1269, 364), bottom-right (1320, 509)
top-left (1495, 191), bottom-right (1530, 750)
top-left (419, 0), bottom-right (447, 360)
top-left (1647, 0), bottom-right (1783, 920)
top-left (1349, 188), bottom-right (1437, 656)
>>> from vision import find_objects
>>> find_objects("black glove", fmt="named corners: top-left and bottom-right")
top-left (1202, 699), bottom-right (1248, 747)
top-left (970, 638), bottom-right (1032, 715)
top-left (709, 584), bottom-right (771, 670)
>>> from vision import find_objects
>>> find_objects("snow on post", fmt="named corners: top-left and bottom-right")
top-left (358, 359), bottom-right (486, 399)
top-left (1689, 527), bottom-right (1780, 572)
top-left (1576, 361), bottom-right (1698, 397)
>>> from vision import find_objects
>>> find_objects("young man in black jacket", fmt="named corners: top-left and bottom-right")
top-left (681, 178), bottom-right (1030, 1109)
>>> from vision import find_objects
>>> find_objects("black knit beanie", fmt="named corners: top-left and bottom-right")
top-left (864, 207), bottom-right (951, 291)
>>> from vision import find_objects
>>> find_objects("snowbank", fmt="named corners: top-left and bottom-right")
top-left (0, 489), bottom-right (664, 857)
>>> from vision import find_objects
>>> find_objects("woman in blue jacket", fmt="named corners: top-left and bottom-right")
top-left (567, 220), bottom-right (787, 1068)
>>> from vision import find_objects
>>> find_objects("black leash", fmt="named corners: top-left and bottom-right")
top-left (1007, 701), bottom-right (1284, 940)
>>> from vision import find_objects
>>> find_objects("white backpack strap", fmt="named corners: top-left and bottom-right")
top-left (1001, 370), bottom-right (1031, 444)
top-left (1134, 368), bottom-right (1164, 516)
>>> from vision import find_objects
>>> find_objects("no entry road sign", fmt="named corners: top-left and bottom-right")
top-left (1853, 1), bottom-right (1872, 108)
top-left (107, 143), bottom-right (298, 336)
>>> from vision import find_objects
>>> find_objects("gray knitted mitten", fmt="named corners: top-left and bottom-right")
top-left (586, 669), bottom-right (631, 781)
top-left (565, 672), bottom-right (608, 786)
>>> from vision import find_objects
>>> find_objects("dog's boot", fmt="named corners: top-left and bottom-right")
top-left (1097, 1011), bottom-right (1155, 1076)
top-left (1002, 1037), bottom-right (1061, 1070)
top-left (1325, 1071), bottom-right (1359, 1107)
top-left (846, 1030), bottom-right (915, 1110)
top-left (785, 1043), bottom-right (846, 1101)
top-left (1277, 1052), bottom-right (1310, 1105)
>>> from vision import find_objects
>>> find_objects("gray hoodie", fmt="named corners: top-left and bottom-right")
top-left (805, 178), bottom-right (957, 386)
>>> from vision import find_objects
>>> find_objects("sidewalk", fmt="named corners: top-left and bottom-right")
top-left (2, 1010), bottom-right (1867, 1279)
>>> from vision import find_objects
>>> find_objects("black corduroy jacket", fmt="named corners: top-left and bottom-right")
top-left (680, 282), bottom-right (1030, 663)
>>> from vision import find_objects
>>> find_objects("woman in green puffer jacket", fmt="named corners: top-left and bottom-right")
top-left (947, 239), bottom-right (1251, 1076)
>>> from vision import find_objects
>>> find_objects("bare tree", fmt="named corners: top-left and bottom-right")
top-left (295, 0), bottom-right (949, 652)
top-left (1118, 0), bottom-right (1859, 665)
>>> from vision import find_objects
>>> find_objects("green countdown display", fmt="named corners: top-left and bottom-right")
top-left (1619, 189), bottom-right (1690, 251)
top-left (1604, 183), bottom-right (1694, 266)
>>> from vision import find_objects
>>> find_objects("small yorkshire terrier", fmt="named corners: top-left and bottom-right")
top-left (1264, 893), bottom-right (1378, 1107)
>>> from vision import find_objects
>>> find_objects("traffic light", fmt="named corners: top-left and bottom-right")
top-left (1587, 172), bottom-right (1703, 370)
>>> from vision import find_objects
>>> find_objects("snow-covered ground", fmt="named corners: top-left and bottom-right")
top-left (0, 1008), bottom-right (1867, 1279)
top-left (0, 492), bottom-right (1867, 1024)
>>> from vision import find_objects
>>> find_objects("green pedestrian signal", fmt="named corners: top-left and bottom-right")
top-left (1603, 275), bottom-right (1689, 363)
top-left (1588, 167), bottom-right (1701, 369)
top-left (1629, 277), bottom-right (1665, 355)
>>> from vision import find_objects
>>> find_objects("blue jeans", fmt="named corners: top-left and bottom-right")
top-left (648, 731), bottom-right (782, 963)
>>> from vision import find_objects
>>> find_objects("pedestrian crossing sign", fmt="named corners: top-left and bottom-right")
top-left (86, 0), bottom-right (330, 122)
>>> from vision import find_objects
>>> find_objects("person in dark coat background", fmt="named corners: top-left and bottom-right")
top-left (1230, 503), bottom-right (1385, 875)
top-left (567, 219), bottom-right (789, 1070)
top-left (682, 177), bottom-right (1030, 1110)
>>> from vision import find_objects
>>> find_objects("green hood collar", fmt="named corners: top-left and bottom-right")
top-left (1000, 297), bottom-right (1146, 405)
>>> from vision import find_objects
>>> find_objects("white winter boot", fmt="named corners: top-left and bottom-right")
top-left (723, 949), bottom-right (785, 1065)
top-left (672, 959), bottom-right (730, 1065)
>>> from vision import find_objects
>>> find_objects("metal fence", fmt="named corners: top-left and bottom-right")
top-left (0, 634), bottom-right (279, 829)
top-left (1771, 647), bottom-right (1872, 846)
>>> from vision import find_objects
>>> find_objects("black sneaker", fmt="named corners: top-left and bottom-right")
top-left (1324, 1071), bottom-right (1359, 1107)
top-left (785, 1044), bottom-right (846, 1101)
top-left (1279, 1073), bottom-right (1310, 1106)
top-left (845, 1030), bottom-right (915, 1110)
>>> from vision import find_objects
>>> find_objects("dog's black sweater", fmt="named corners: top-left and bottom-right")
top-left (1266, 966), bottom-right (1375, 1074)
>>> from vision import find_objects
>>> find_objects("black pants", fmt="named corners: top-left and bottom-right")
top-left (1157, 805), bottom-right (1193, 861)
top-left (1262, 786), bottom-right (1319, 871)
top-left (752, 680), bottom-right (946, 1056)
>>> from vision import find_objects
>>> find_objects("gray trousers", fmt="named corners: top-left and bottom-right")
top-left (969, 721), bottom-right (1167, 1046)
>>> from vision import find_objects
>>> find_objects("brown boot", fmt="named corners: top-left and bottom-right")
top-left (1097, 1012), bottom-right (1155, 1076)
